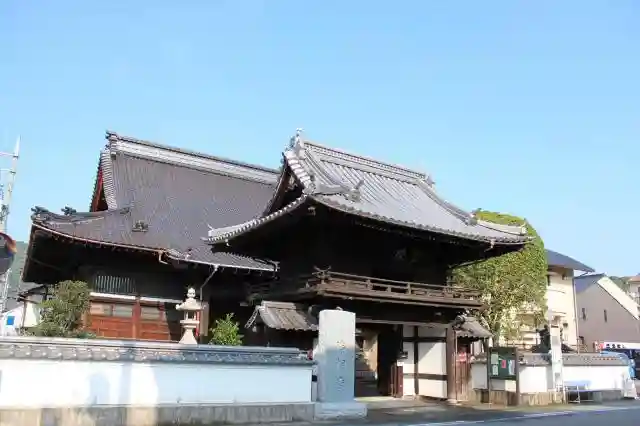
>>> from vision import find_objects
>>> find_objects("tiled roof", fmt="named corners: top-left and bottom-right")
top-left (207, 137), bottom-right (530, 245)
top-left (456, 316), bottom-right (492, 339)
top-left (245, 301), bottom-right (318, 331)
top-left (29, 132), bottom-right (280, 272)
top-left (546, 249), bottom-right (594, 272)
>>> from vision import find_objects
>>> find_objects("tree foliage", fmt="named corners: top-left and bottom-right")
top-left (449, 210), bottom-right (548, 341)
top-left (209, 313), bottom-right (243, 346)
top-left (30, 280), bottom-right (94, 338)
top-left (610, 276), bottom-right (630, 292)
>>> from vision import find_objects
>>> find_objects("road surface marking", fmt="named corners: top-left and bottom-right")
top-left (404, 404), bottom-right (640, 426)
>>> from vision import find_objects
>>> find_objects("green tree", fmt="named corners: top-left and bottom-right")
top-left (450, 210), bottom-right (548, 342)
top-left (610, 276), bottom-right (630, 292)
top-left (30, 280), bottom-right (94, 338)
top-left (209, 313), bottom-right (243, 346)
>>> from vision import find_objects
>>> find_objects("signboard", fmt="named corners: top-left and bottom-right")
top-left (488, 347), bottom-right (517, 380)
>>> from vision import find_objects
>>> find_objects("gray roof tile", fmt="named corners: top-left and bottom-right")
top-left (245, 301), bottom-right (318, 331)
top-left (546, 249), bottom-right (594, 272)
top-left (207, 138), bottom-right (529, 245)
top-left (27, 132), bottom-right (280, 274)
top-left (456, 316), bottom-right (492, 339)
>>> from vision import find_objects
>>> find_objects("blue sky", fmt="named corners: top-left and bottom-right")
top-left (1, 1), bottom-right (638, 275)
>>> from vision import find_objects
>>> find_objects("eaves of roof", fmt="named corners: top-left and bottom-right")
top-left (29, 213), bottom-right (277, 272)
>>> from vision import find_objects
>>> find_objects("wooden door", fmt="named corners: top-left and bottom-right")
top-left (455, 343), bottom-right (472, 401)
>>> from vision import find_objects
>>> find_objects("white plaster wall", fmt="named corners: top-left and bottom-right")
top-left (472, 363), bottom-right (630, 393)
top-left (402, 340), bottom-right (415, 397)
top-left (401, 325), bottom-right (447, 399)
top-left (0, 358), bottom-right (313, 408)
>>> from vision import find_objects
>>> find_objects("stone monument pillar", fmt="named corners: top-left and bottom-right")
top-left (314, 309), bottom-right (367, 420)
top-left (549, 325), bottom-right (564, 393)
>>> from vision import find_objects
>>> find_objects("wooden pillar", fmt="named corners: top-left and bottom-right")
top-left (395, 324), bottom-right (404, 397)
top-left (413, 326), bottom-right (419, 396)
top-left (446, 326), bottom-right (457, 402)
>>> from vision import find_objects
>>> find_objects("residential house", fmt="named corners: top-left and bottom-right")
top-left (575, 274), bottom-right (640, 350)
top-left (513, 249), bottom-right (593, 349)
top-left (626, 274), bottom-right (640, 305)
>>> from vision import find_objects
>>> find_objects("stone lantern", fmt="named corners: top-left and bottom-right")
top-left (176, 287), bottom-right (203, 345)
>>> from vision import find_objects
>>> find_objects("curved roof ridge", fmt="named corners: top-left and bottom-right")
top-left (106, 130), bottom-right (279, 184)
top-left (31, 206), bottom-right (131, 224)
top-left (415, 180), bottom-right (477, 224)
top-left (207, 195), bottom-right (308, 244)
top-left (301, 139), bottom-right (427, 181)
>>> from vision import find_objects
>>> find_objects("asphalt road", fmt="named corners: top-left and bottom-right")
top-left (394, 404), bottom-right (640, 426)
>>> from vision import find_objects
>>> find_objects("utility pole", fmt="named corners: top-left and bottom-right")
top-left (0, 137), bottom-right (20, 313)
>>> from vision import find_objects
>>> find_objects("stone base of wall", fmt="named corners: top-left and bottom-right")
top-left (0, 403), bottom-right (316, 426)
top-left (469, 389), bottom-right (624, 406)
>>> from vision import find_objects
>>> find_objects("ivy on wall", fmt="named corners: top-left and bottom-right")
top-left (450, 210), bottom-right (548, 341)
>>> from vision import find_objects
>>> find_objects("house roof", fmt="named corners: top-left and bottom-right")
top-left (574, 273), bottom-right (605, 293)
top-left (28, 131), bottom-right (281, 273)
top-left (545, 249), bottom-right (594, 272)
top-left (575, 273), bottom-right (639, 320)
top-left (207, 136), bottom-right (530, 245)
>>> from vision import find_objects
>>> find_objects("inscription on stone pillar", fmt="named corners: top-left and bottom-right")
top-left (317, 309), bottom-right (356, 403)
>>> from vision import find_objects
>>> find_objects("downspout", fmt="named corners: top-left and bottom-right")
top-left (573, 271), bottom-right (590, 354)
top-left (197, 265), bottom-right (219, 343)
top-left (200, 264), bottom-right (219, 302)
top-left (21, 297), bottom-right (28, 330)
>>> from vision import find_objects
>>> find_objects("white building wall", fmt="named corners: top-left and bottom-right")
top-left (402, 325), bottom-right (447, 399)
top-left (0, 339), bottom-right (313, 408)
top-left (547, 270), bottom-right (578, 346)
top-left (0, 301), bottom-right (40, 336)
top-left (471, 362), bottom-right (630, 394)
top-left (0, 359), bottom-right (312, 407)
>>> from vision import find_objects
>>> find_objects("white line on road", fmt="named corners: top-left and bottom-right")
top-left (403, 404), bottom-right (640, 426)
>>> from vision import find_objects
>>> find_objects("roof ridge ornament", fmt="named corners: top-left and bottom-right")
top-left (288, 127), bottom-right (304, 150)
top-left (345, 179), bottom-right (365, 202)
top-left (295, 128), bottom-right (303, 145)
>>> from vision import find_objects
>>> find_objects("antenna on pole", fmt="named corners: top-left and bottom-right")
top-left (0, 136), bottom-right (20, 314)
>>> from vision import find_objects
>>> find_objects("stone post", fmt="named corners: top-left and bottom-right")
top-left (549, 324), bottom-right (564, 393)
top-left (314, 309), bottom-right (367, 420)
